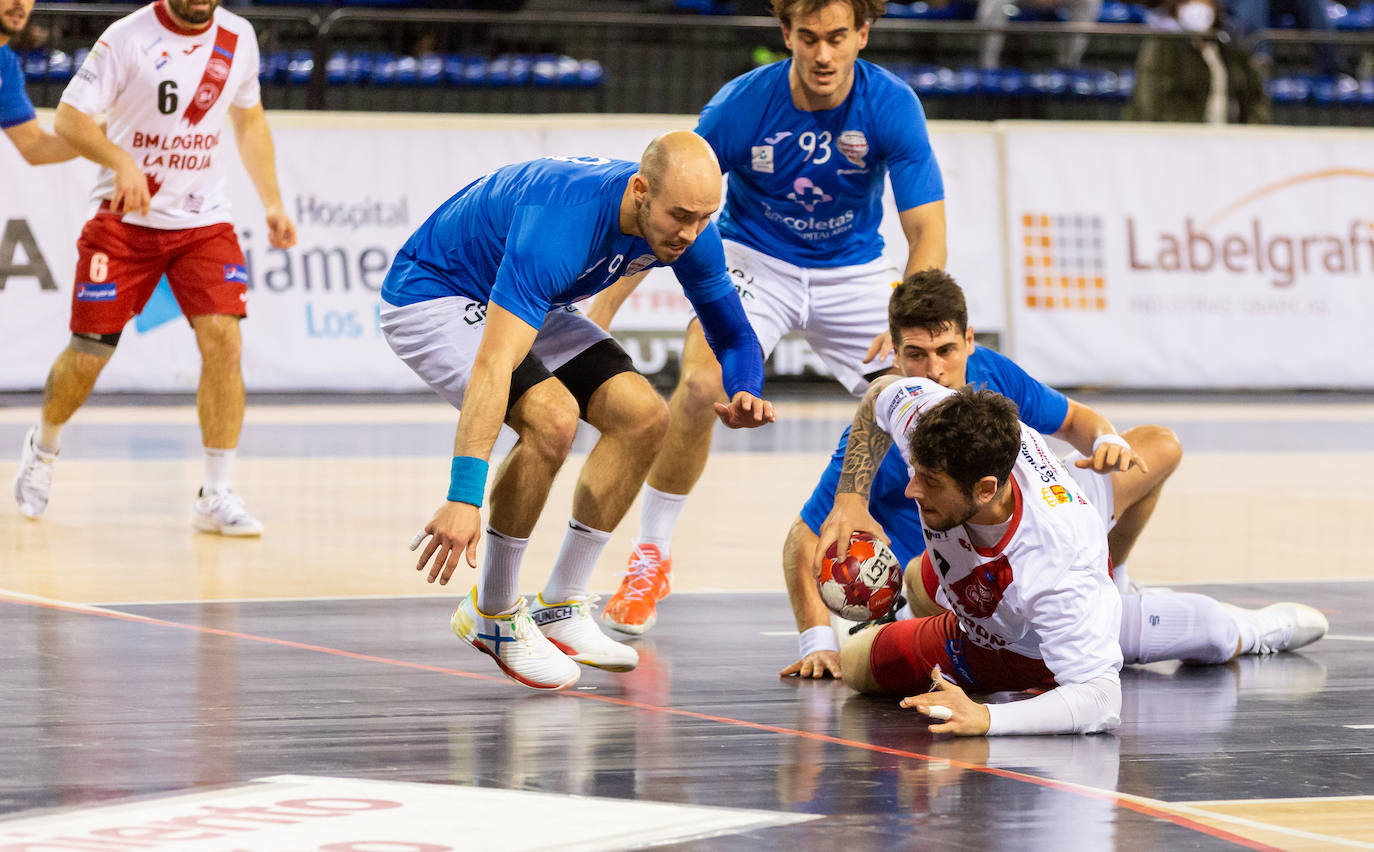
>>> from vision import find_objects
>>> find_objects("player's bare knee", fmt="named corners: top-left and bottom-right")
top-left (1127, 424), bottom-right (1183, 478)
top-left (67, 332), bottom-right (118, 363)
top-left (903, 562), bottom-right (946, 617)
top-left (514, 384), bottom-right (580, 464)
top-left (840, 627), bottom-right (882, 694)
top-left (191, 315), bottom-right (242, 362)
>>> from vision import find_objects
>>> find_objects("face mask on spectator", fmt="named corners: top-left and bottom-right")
top-left (1177, 1), bottom-right (1216, 32)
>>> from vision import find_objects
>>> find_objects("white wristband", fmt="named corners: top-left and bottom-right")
top-left (799, 625), bottom-right (840, 658)
top-left (1091, 433), bottom-right (1131, 453)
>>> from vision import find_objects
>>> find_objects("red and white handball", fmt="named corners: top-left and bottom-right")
top-left (817, 532), bottom-right (904, 621)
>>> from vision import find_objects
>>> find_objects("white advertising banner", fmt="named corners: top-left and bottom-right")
top-left (1003, 123), bottom-right (1374, 388)
top-left (0, 112), bottom-right (1000, 392)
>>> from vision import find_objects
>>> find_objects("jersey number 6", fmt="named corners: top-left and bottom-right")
top-left (157, 80), bottom-right (178, 115)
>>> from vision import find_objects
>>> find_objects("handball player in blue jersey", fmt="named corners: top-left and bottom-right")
top-left (590, 0), bottom-right (947, 636)
top-left (382, 132), bottom-right (774, 691)
top-left (782, 269), bottom-right (1186, 679)
top-left (0, 0), bottom-right (77, 164)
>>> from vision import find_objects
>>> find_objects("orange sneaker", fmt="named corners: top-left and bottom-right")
top-left (601, 542), bottom-right (672, 635)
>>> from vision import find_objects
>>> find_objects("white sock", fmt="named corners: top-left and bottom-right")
top-left (1111, 560), bottom-right (1131, 594)
top-left (542, 519), bottom-right (612, 604)
top-left (35, 421), bottom-right (62, 456)
top-left (478, 527), bottom-right (528, 614)
top-left (1120, 592), bottom-right (1240, 665)
top-left (202, 447), bottom-right (236, 494)
top-left (638, 485), bottom-right (688, 553)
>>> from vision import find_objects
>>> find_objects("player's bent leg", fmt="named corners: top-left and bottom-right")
top-left (840, 624), bottom-right (885, 694)
top-left (1120, 591), bottom-right (1240, 665)
top-left (14, 340), bottom-right (115, 519)
top-left (577, 369), bottom-right (670, 531)
top-left (903, 554), bottom-right (948, 618)
top-left (647, 319), bottom-right (726, 495)
top-left (493, 378), bottom-right (582, 538)
top-left (1107, 424), bottom-right (1183, 566)
top-left (1222, 601), bottom-right (1330, 656)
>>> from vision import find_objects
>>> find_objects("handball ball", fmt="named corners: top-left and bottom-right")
top-left (818, 532), bottom-right (903, 621)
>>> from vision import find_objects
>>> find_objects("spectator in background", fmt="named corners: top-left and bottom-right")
top-left (1225, 0), bottom-right (1347, 78)
top-left (1126, 0), bottom-right (1272, 123)
top-left (977, 0), bottom-right (1103, 69)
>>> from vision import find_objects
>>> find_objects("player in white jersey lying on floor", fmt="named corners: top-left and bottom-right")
top-left (817, 380), bottom-right (1328, 735)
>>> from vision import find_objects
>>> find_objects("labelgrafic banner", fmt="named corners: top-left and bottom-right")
top-left (1003, 123), bottom-right (1374, 388)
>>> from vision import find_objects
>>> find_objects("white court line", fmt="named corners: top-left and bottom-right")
top-left (1155, 801), bottom-right (1374, 849)
top-left (1326, 634), bottom-right (1374, 642)
top-left (760, 631), bottom-right (799, 637)
top-left (1184, 795), bottom-right (1374, 806)
top-left (1345, 725), bottom-right (1374, 730)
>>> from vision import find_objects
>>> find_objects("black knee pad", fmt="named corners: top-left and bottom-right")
top-left (70, 331), bottom-right (121, 356)
top-left (552, 338), bottom-right (638, 420)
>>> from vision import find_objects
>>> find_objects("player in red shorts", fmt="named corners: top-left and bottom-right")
top-left (819, 380), bottom-right (1328, 735)
top-left (11, 0), bottom-right (295, 534)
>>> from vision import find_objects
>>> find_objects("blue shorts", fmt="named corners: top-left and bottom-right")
top-left (798, 428), bottom-right (927, 568)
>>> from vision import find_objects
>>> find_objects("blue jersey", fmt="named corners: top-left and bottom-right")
top-left (382, 156), bottom-right (764, 396)
top-left (0, 45), bottom-right (37, 129)
top-left (799, 346), bottom-right (1070, 567)
top-left (696, 59), bottom-right (943, 269)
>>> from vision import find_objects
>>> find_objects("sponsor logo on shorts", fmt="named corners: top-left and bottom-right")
top-left (837, 130), bottom-right (868, 168)
top-left (224, 264), bottom-right (249, 284)
top-left (751, 145), bottom-right (774, 174)
top-left (75, 282), bottom-right (117, 302)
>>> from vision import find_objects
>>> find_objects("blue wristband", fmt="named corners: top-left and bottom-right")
top-left (447, 456), bottom-right (488, 507)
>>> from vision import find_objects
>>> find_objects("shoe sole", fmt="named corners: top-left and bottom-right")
top-left (192, 516), bottom-right (263, 537)
top-left (601, 611), bottom-right (656, 636)
top-left (545, 637), bottom-right (637, 673)
top-left (450, 609), bottom-right (580, 691)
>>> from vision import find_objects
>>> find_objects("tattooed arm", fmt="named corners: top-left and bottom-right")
top-left (812, 375), bottom-right (901, 579)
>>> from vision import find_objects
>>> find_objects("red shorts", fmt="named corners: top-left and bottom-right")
top-left (70, 212), bottom-right (248, 335)
top-left (868, 610), bottom-right (1057, 696)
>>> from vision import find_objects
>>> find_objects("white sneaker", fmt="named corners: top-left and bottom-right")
top-left (451, 591), bottom-right (581, 691)
top-left (13, 427), bottom-right (56, 519)
top-left (1227, 602), bottom-right (1330, 654)
top-left (531, 593), bottom-right (638, 672)
top-left (192, 488), bottom-right (264, 536)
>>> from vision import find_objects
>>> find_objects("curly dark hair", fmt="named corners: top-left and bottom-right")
top-left (889, 268), bottom-right (969, 343)
top-left (770, 0), bottom-right (887, 28)
top-left (910, 388), bottom-right (1021, 498)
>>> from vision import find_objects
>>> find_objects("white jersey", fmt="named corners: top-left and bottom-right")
top-left (874, 378), bottom-right (1123, 686)
top-left (61, 2), bottom-right (261, 230)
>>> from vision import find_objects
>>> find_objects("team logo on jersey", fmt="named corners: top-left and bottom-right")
top-left (193, 82), bottom-right (218, 109)
top-left (624, 253), bottom-right (658, 277)
top-left (837, 130), bottom-right (869, 168)
top-left (787, 177), bottom-right (832, 212)
top-left (949, 555), bottom-right (1014, 619)
top-left (764, 131), bottom-right (792, 144)
top-left (750, 145), bottom-right (774, 174)
top-left (1040, 484), bottom-right (1072, 507)
top-left (75, 282), bottom-right (118, 302)
top-left (224, 264), bottom-right (249, 284)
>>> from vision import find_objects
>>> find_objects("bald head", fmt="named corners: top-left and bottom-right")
top-left (625, 131), bottom-right (723, 263)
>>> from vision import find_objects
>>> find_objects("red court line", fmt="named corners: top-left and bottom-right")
top-left (1, 594), bottom-right (1279, 851)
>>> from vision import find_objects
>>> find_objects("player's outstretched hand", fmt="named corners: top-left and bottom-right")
top-left (409, 501), bottom-right (482, 585)
top-left (1074, 435), bottom-right (1149, 475)
top-left (900, 666), bottom-right (991, 736)
top-left (863, 329), bottom-right (894, 364)
top-left (781, 650), bottom-right (842, 679)
top-left (112, 157), bottom-right (151, 216)
top-left (713, 391), bottom-right (776, 429)
top-left (813, 493), bottom-right (888, 580)
top-left (265, 205), bottom-right (297, 249)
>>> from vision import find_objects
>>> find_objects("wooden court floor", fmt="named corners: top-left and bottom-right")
top-left (1, 392), bottom-right (1372, 849)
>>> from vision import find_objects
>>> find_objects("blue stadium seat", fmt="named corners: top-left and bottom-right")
top-left (487, 54), bottom-right (533, 86)
top-left (1267, 75), bottom-right (1312, 103)
top-left (1029, 69), bottom-right (1070, 95)
top-left (369, 52), bottom-right (400, 86)
top-left (1097, 1), bottom-right (1149, 23)
top-left (286, 50), bottom-right (313, 85)
top-left (1334, 1), bottom-right (1374, 29)
top-left (259, 50), bottom-right (289, 83)
top-left (1310, 73), bottom-right (1362, 103)
top-left (418, 53), bottom-right (444, 87)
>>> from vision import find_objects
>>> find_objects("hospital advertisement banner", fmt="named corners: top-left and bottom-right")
top-left (0, 113), bottom-right (995, 392)
top-left (1003, 124), bottom-right (1374, 389)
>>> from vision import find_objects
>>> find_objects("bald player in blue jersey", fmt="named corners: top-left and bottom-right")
top-left (783, 269), bottom-right (1184, 679)
top-left (591, 0), bottom-right (947, 636)
top-left (382, 132), bottom-right (774, 691)
top-left (0, 0), bottom-right (77, 164)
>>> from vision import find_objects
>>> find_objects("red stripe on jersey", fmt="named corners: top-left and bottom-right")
top-left (180, 26), bottom-right (239, 127)
top-left (153, 1), bottom-right (213, 36)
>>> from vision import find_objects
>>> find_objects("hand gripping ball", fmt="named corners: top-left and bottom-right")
top-left (818, 532), bottom-right (903, 621)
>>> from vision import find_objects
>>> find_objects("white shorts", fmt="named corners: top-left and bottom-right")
top-left (722, 239), bottom-right (899, 396)
top-left (380, 297), bottom-right (611, 410)
top-left (1065, 452), bottom-right (1117, 532)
